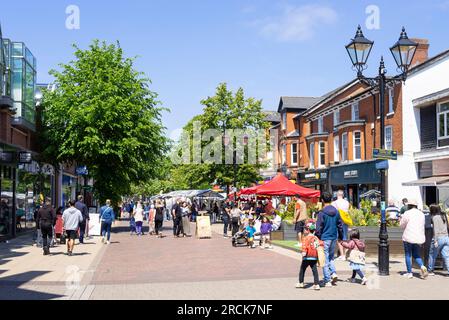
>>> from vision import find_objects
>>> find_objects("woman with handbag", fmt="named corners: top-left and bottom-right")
top-left (341, 229), bottom-right (367, 285)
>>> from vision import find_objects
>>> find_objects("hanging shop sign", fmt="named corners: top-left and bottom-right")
top-left (373, 149), bottom-right (398, 161)
top-left (0, 151), bottom-right (14, 163)
top-left (76, 166), bottom-right (89, 176)
top-left (18, 152), bottom-right (32, 164)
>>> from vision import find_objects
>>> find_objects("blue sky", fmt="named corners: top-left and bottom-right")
top-left (2, 0), bottom-right (449, 138)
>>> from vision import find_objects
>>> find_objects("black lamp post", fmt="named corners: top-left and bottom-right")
top-left (345, 26), bottom-right (418, 276)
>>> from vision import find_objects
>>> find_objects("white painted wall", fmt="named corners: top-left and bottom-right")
top-left (401, 54), bottom-right (449, 208)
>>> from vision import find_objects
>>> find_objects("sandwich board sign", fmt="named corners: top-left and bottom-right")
top-left (196, 215), bottom-right (212, 239)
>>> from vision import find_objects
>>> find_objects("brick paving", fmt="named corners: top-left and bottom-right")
top-left (1, 220), bottom-right (449, 300)
top-left (90, 221), bottom-right (300, 285)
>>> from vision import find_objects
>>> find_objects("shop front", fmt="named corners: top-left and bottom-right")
top-left (329, 160), bottom-right (382, 208)
top-left (0, 146), bottom-right (56, 241)
top-left (298, 169), bottom-right (329, 194)
top-left (403, 159), bottom-right (449, 209)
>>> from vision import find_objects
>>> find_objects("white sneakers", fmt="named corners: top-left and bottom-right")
top-left (106, 241), bottom-right (111, 245)
top-left (324, 282), bottom-right (333, 288)
top-left (295, 283), bottom-right (304, 289)
top-left (295, 283), bottom-right (320, 290)
top-left (403, 273), bottom-right (414, 279)
top-left (361, 278), bottom-right (368, 285)
top-left (420, 266), bottom-right (428, 279)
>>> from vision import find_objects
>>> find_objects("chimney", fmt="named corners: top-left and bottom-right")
top-left (410, 38), bottom-right (429, 67)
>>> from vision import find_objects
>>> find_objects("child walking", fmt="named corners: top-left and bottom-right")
top-left (245, 220), bottom-right (257, 249)
top-left (260, 216), bottom-right (274, 249)
top-left (296, 222), bottom-right (322, 291)
top-left (341, 229), bottom-right (367, 285)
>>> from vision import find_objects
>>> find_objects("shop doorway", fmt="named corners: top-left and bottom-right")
top-left (425, 186), bottom-right (437, 207)
top-left (348, 185), bottom-right (359, 208)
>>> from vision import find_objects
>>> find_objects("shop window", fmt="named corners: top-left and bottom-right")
top-left (334, 136), bottom-right (340, 163)
top-left (0, 166), bottom-right (14, 239)
top-left (309, 143), bottom-right (315, 169)
top-left (319, 142), bottom-right (326, 167)
top-left (354, 131), bottom-right (362, 160)
top-left (291, 143), bottom-right (298, 165)
top-left (437, 101), bottom-right (449, 148)
top-left (342, 133), bottom-right (348, 162)
top-left (385, 126), bottom-right (393, 150)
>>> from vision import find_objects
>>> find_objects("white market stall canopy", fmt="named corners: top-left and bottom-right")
top-left (151, 190), bottom-right (225, 201)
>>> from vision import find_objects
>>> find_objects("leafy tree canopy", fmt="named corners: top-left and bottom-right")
top-left (41, 40), bottom-right (169, 204)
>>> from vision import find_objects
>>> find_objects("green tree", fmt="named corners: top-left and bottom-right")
top-left (41, 40), bottom-right (168, 204)
top-left (171, 83), bottom-right (269, 193)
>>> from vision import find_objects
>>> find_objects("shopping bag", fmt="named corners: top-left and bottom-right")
top-left (339, 209), bottom-right (353, 226)
top-left (317, 245), bottom-right (326, 267)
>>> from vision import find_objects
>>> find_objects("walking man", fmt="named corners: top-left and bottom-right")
top-left (172, 198), bottom-right (183, 237)
top-left (75, 195), bottom-right (89, 244)
top-left (332, 190), bottom-right (350, 260)
top-left (37, 198), bottom-right (56, 256)
top-left (316, 192), bottom-right (343, 287)
top-left (294, 194), bottom-right (308, 248)
top-left (100, 199), bottom-right (115, 244)
top-left (62, 200), bottom-right (83, 256)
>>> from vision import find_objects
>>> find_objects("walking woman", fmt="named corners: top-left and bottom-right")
top-left (154, 200), bottom-right (165, 238)
top-left (181, 201), bottom-right (191, 237)
top-left (134, 202), bottom-right (145, 236)
top-left (400, 199), bottom-right (428, 279)
top-left (428, 205), bottom-right (449, 276)
top-left (230, 204), bottom-right (242, 236)
top-left (148, 204), bottom-right (156, 235)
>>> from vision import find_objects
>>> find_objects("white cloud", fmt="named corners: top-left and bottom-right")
top-left (257, 4), bottom-right (338, 42)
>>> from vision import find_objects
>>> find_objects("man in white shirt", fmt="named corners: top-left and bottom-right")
top-left (332, 190), bottom-right (350, 260)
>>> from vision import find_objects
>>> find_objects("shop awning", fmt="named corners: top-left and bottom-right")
top-left (402, 176), bottom-right (449, 187)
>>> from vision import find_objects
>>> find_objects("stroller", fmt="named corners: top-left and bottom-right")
top-left (232, 230), bottom-right (249, 247)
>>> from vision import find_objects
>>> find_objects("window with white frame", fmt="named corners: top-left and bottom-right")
top-left (334, 136), bottom-right (340, 162)
top-left (388, 88), bottom-right (394, 114)
top-left (318, 116), bottom-right (324, 133)
top-left (319, 142), bottom-right (326, 167)
top-left (282, 112), bottom-right (287, 130)
top-left (334, 110), bottom-right (340, 126)
top-left (352, 102), bottom-right (360, 120)
top-left (385, 126), bottom-right (393, 150)
top-left (309, 143), bottom-right (315, 169)
top-left (291, 143), bottom-right (298, 165)
top-left (342, 133), bottom-right (348, 162)
top-left (438, 102), bottom-right (449, 148)
top-left (353, 131), bottom-right (362, 160)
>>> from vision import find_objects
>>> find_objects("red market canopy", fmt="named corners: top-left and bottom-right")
top-left (255, 174), bottom-right (321, 198)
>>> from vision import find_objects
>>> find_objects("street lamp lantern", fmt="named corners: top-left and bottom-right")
top-left (390, 27), bottom-right (418, 74)
top-left (345, 25), bottom-right (374, 76)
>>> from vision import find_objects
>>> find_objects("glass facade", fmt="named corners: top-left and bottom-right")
top-left (0, 25), bottom-right (5, 96)
top-left (3, 39), bottom-right (36, 125)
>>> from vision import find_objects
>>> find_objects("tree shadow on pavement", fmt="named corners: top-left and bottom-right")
top-left (0, 271), bottom-right (64, 300)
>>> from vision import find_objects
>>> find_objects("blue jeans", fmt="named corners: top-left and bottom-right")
top-left (428, 236), bottom-right (449, 273)
top-left (403, 242), bottom-right (424, 274)
top-left (101, 221), bottom-right (112, 241)
top-left (323, 239), bottom-right (337, 283)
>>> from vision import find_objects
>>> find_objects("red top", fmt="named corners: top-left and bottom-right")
top-left (54, 214), bottom-right (64, 234)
